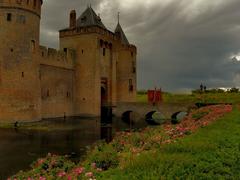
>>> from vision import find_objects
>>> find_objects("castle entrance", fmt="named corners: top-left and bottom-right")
top-left (101, 78), bottom-right (112, 123)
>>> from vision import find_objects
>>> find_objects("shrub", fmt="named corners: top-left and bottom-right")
top-left (88, 144), bottom-right (119, 170)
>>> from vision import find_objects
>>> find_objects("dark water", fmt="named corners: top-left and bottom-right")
top-left (0, 117), bottom-right (147, 179)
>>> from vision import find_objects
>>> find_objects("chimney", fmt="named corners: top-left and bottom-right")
top-left (69, 10), bottom-right (76, 28)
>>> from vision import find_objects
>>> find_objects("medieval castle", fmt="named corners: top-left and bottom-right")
top-left (0, 0), bottom-right (137, 123)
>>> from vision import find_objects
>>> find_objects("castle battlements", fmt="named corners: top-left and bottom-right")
top-left (60, 26), bottom-right (117, 41)
top-left (0, 0), bottom-right (42, 17)
top-left (39, 46), bottom-right (75, 69)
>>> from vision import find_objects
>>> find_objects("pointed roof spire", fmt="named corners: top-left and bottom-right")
top-left (115, 13), bottom-right (129, 45)
top-left (118, 12), bottom-right (120, 24)
top-left (76, 6), bottom-right (106, 29)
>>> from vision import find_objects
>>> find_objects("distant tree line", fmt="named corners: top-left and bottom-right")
top-left (192, 84), bottom-right (239, 94)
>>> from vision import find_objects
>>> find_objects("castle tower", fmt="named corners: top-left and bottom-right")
top-left (115, 21), bottom-right (137, 102)
top-left (60, 6), bottom-right (118, 117)
top-left (60, 7), bottom-right (104, 117)
top-left (0, 0), bottom-right (43, 122)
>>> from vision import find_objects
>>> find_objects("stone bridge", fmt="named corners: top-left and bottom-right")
top-left (113, 102), bottom-right (190, 122)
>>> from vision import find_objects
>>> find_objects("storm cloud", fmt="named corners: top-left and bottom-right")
top-left (40, 0), bottom-right (240, 92)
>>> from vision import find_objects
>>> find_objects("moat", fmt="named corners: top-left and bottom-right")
top-left (0, 117), bottom-right (147, 179)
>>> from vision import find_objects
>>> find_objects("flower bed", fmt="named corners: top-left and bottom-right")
top-left (10, 105), bottom-right (232, 180)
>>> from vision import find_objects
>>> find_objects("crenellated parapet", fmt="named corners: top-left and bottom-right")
top-left (0, 0), bottom-right (42, 17)
top-left (39, 46), bottom-right (75, 69)
top-left (60, 26), bottom-right (117, 41)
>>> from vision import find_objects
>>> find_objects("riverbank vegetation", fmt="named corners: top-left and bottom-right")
top-left (11, 104), bottom-right (237, 179)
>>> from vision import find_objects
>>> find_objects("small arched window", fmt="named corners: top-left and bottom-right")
top-left (100, 39), bottom-right (103, 47)
top-left (103, 48), bottom-right (106, 56)
top-left (7, 13), bottom-right (12, 21)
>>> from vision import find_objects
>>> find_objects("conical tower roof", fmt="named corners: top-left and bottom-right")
top-left (76, 6), bottom-right (106, 29)
top-left (115, 23), bottom-right (129, 45)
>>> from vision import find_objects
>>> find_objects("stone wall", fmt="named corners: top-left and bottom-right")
top-left (40, 64), bottom-right (74, 119)
top-left (60, 33), bottom-right (101, 117)
top-left (116, 45), bottom-right (137, 103)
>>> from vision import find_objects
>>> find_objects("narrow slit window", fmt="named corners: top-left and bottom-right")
top-left (129, 79), bottom-right (133, 92)
top-left (31, 40), bottom-right (36, 51)
top-left (63, 48), bottom-right (67, 55)
top-left (33, 0), bottom-right (37, 7)
top-left (132, 61), bottom-right (136, 73)
top-left (67, 92), bottom-right (70, 97)
top-left (21, 72), bottom-right (24, 78)
top-left (103, 48), bottom-right (106, 56)
top-left (7, 13), bottom-right (12, 21)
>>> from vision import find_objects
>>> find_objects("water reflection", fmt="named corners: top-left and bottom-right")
top-left (0, 116), bottom-right (147, 179)
top-left (0, 118), bottom-right (100, 179)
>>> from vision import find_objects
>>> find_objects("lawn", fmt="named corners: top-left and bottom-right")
top-left (137, 92), bottom-right (240, 104)
top-left (98, 107), bottom-right (240, 179)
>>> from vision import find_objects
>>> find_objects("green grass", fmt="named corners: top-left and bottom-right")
top-left (97, 108), bottom-right (240, 179)
top-left (137, 92), bottom-right (240, 104)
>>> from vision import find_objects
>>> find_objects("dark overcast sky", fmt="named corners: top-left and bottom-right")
top-left (40, 0), bottom-right (240, 92)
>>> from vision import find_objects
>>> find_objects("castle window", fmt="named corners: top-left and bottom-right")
top-left (63, 48), bottom-right (67, 54)
top-left (82, 49), bottom-right (84, 54)
top-left (31, 40), bottom-right (36, 51)
top-left (81, 16), bottom-right (87, 22)
top-left (7, 13), bottom-right (12, 21)
top-left (42, 52), bottom-right (44, 57)
top-left (21, 72), bottom-right (24, 78)
top-left (129, 79), bottom-right (133, 92)
top-left (33, 0), bottom-right (37, 8)
top-left (27, 0), bottom-right (30, 5)
top-left (10, 48), bottom-right (14, 52)
top-left (132, 61), bottom-right (136, 73)
top-left (100, 40), bottom-right (103, 47)
top-left (103, 48), bottom-right (106, 56)
top-left (131, 52), bottom-right (134, 57)
top-left (67, 91), bottom-right (70, 97)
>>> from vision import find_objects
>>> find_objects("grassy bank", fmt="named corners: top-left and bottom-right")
top-left (137, 92), bottom-right (240, 104)
top-left (98, 107), bottom-right (240, 179)
top-left (11, 105), bottom-right (236, 179)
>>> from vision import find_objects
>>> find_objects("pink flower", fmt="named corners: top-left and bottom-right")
top-left (85, 172), bottom-right (93, 177)
top-left (57, 171), bottom-right (66, 177)
top-left (67, 176), bottom-right (72, 180)
top-left (39, 177), bottom-right (46, 180)
top-left (91, 163), bottom-right (96, 169)
top-left (37, 159), bottom-right (45, 166)
top-left (73, 167), bottom-right (85, 175)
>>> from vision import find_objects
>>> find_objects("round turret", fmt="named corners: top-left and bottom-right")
top-left (0, 0), bottom-right (43, 122)
top-left (0, 0), bottom-right (43, 52)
